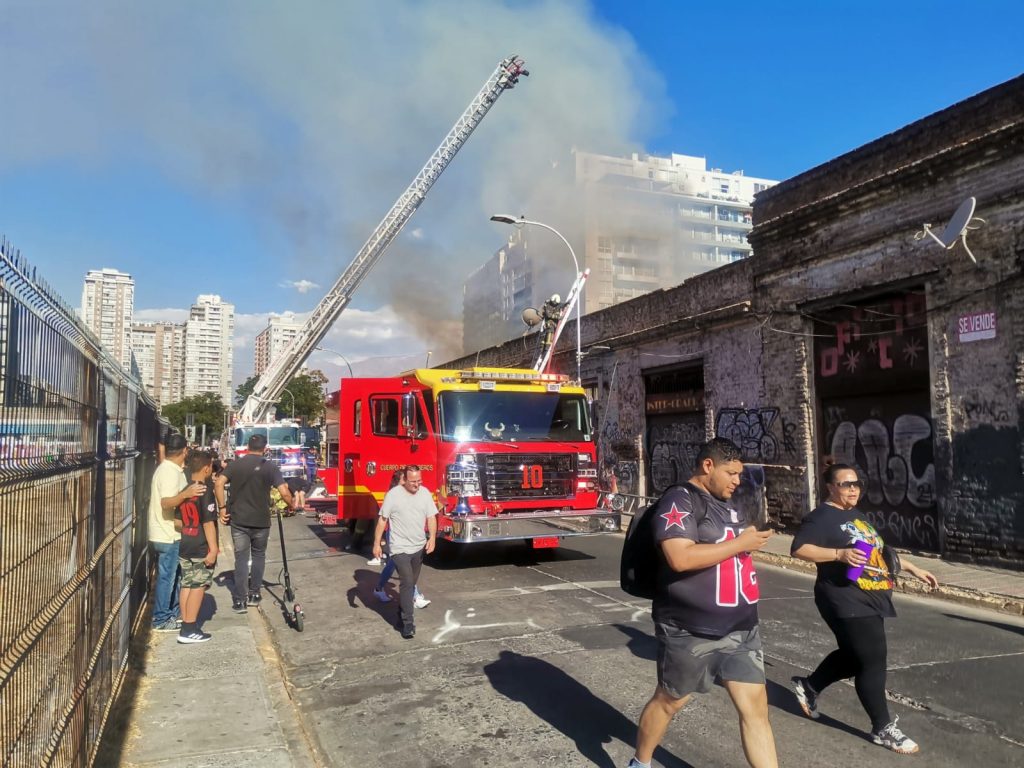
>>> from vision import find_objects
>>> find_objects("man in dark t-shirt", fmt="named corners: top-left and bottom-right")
top-left (214, 434), bottom-right (293, 613)
top-left (174, 451), bottom-right (219, 644)
top-left (626, 438), bottom-right (779, 768)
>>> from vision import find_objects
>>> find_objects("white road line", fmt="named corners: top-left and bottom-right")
top-left (887, 650), bottom-right (1024, 671)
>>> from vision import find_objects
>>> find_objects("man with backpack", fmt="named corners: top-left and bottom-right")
top-left (623, 438), bottom-right (777, 768)
top-left (214, 434), bottom-right (294, 614)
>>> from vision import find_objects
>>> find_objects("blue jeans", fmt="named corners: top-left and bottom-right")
top-left (151, 540), bottom-right (181, 626)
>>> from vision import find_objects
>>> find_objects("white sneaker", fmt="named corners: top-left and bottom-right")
top-left (366, 557), bottom-right (382, 566)
top-left (414, 594), bottom-right (431, 609)
top-left (373, 587), bottom-right (392, 603)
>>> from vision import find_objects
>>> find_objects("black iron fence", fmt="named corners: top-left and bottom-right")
top-left (0, 238), bottom-right (161, 767)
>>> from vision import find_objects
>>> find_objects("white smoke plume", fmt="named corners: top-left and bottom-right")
top-left (3, 1), bottom-right (668, 359)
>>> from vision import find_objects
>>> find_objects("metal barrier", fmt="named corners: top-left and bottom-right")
top-left (0, 238), bottom-right (161, 767)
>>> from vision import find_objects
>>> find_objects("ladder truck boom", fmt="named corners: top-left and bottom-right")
top-left (238, 55), bottom-right (529, 423)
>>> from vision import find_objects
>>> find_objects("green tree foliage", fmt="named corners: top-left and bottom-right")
top-left (276, 370), bottom-right (328, 424)
top-left (235, 374), bottom-right (258, 408)
top-left (162, 392), bottom-right (227, 444)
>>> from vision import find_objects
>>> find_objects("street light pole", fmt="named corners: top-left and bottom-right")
top-left (490, 214), bottom-right (582, 381)
top-left (314, 346), bottom-right (355, 378)
top-left (280, 387), bottom-right (296, 419)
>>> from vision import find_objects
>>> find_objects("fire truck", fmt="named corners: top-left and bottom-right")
top-left (319, 367), bottom-right (619, 547)
top-left (229, 420), bottom-right (309, 480)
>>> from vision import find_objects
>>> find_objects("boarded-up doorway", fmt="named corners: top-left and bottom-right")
top-left (644, 365), bottom-right (705, 496)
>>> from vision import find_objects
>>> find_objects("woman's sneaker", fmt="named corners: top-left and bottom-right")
top-left (373, 587), bottom-right (392, 603)
top-left (872, 716), bottom-right (919, 754)
top-left (791, 676), bottom-right (819, 719)
top-left (414, 593), bottom-right (431, 609)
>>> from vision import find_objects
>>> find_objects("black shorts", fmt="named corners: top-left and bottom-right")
top-left (655, 621), bottom-right (765, 699)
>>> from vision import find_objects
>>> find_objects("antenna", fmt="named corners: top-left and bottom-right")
top-left (916, 197), bottom-right (986, 264)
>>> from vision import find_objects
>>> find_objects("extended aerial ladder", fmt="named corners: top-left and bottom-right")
top-left (238, 55), bottom-right (529, 423)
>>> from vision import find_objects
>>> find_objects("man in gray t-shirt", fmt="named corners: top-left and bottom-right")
top-left (373, 466), bottom-right (437, 639)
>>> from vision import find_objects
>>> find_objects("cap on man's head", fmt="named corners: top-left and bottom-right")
top-left (165, 433), bottom-right (187, 453)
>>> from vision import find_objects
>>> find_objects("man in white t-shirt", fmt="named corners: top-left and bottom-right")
top-left (148, 433), bottom-right (207, 631)
top-left (372, 465), bottom-right (437, 639)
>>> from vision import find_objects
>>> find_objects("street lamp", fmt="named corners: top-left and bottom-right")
top-left (280, 387), bottom-right (296, 419)
top-left (314, 346), bottom-right (355, 378)
top-left (490, 214), bottom-right (582, 381)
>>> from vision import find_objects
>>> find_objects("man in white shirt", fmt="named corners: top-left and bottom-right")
top-left (372, 465), bottom-right (437, 639)
top-left (148, 433), bottom-right (207, 631)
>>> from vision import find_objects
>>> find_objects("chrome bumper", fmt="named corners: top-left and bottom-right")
top-left (441, 509), bottom-right (621, 544)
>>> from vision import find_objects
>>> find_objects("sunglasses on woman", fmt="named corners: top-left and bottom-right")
top-left (835, 480), bottom-right (863, 489)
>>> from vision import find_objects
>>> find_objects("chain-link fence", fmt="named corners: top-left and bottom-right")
top-left (0, 238), bottom-right (161, 767)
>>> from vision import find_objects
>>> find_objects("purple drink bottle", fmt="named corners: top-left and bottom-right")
top-left (846, 539), bottom-right (874, 581)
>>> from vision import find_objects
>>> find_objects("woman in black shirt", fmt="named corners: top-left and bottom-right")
top-left (790, 462), bottom-right (937, 755)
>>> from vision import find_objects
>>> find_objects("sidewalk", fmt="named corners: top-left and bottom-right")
top-left (754, 531), bottom-right (1024, 615)
top-left (112, 527), bottom-right (323, 768)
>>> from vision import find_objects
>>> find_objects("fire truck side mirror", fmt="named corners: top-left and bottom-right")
top-left (401, 392), bottom-right (416, 438)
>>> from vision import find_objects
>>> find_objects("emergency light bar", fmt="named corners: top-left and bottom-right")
top-left (456, 370), bottom-right (571, 384)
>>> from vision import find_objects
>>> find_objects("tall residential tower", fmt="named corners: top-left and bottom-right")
top-left (80, 268), bottom-right (135, 369)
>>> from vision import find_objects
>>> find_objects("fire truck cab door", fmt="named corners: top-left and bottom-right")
top-left (338, 380), bottom-right (436, 519)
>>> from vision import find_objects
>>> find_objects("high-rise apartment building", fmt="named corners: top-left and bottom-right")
top-left (183, 294), bottom-right (235, 404)
top-left (576, 151), bottom-right (775, 312)
top-left (80, 268), bottom-right (134, 368)
top-left (131, 321), bottom-right (185, 408)
top-left (253, 313), bottom-right (303, 376)
top-left (462, 150), bottom-right (777, 352)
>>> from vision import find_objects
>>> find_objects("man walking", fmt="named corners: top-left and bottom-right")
top-left (149, 433), bottom-right (207, 631)
top-left (214, 434), bottom-right (294, 613)
top-left (372, 465), bottom-right (437, 639)
top-left (626, 438), bottom-right (778, 768)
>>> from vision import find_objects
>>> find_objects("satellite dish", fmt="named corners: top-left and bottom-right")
top-left (522, 307), bottom-right (542, 327)
top-left (916, 197), bottom-right (986, 264)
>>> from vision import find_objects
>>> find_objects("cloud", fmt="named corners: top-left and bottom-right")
top-left (280, 279), bottom-right (320, 294)
top-left (3, 1), bottom-right (666, 358)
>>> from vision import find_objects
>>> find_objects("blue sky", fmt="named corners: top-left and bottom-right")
top-left (1, 1), bottom-right (1021, 387)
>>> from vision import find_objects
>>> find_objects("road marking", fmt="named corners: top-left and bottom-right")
top-left (431, 609), bottom-right (541, 644)
top-left (887, 650), bottom-right (1024, 671)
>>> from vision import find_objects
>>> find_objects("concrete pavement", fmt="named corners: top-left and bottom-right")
top-left (107, 525), bottom-right (323, 768)
top-left (108, 514), bottom-right (1024, 766)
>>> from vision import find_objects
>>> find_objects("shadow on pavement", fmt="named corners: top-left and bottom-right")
top-left (614, 623), bottom-right (658, 661)
top-left (429, 539), bottom-right (595, 570)
top-left (942, 612), bottom-right (1024, 636)
top-left (345, 568), bottom-right (399, 629)
top-left (484, 650), bottom-right (694, 768)
top-left (764, 678), bottom-right (869, 742)
top-left (197, 592), bottom-right (219, 624)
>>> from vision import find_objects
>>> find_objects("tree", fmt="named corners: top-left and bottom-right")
top-left (235, 374), bottom-right (259, 408)
top-left (276, 370), bottom-right (328, 424)
top-left (162, 392), bottom-right (228, 445)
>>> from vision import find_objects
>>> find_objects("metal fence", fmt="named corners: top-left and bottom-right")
top-left (0, 238), bottom-right (161, 767)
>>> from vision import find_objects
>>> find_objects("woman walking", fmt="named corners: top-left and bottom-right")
top-left (790, 460), bottom-right (938, 755)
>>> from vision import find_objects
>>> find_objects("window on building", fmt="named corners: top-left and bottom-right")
top-left (597, 237), bottom-right (612, 254)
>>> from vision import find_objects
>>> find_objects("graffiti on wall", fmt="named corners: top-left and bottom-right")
top-left (715, 408), bottom-right (780, 463)
top-left (824, 398), bottom-right (939, 551)
top-left (647, 416), bottom-right (705, 495)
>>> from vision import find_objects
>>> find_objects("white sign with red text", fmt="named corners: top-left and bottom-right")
top-left (957, 311), bottom-right (996, 342)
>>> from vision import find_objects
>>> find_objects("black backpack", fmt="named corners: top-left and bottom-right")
top-left (619, 483), bottom-right (709, 599)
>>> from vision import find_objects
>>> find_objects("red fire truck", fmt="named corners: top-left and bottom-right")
top-left (318, 367), bottom-right (620, 547)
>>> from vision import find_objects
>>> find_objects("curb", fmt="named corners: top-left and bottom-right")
top-left (753, 551), bottom-right (1024, 617)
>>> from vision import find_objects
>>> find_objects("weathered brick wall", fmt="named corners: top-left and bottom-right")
top-left (750, 75), bottom-right (1024, 565)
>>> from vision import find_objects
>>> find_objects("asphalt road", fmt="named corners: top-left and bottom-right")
top-left (260, 517), bottom-right (1024, 768)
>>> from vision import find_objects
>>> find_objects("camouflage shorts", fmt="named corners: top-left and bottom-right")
top-left (179, 558), bottom-right (214, 589)
top-left (655, 622), bottom-right (764, 698)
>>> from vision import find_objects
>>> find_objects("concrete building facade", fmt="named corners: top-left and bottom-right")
top-left (131, 321), bottom-right (185, 408)
top-left (462, 151), bottom-right (776, 355)
top-left (443, 76), bottom-right (1024, 567)
top-left (80, 268), bottom-right (134, 369)
top-left (254, 312), bottom-right (302, 377)
top-left (183, 294), bottom-right (234, 405)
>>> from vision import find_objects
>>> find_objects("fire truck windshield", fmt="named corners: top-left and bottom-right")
top-left (233, 425), bottom-right (300, 447)
top-left (438, 391), bottom-right (591, 443)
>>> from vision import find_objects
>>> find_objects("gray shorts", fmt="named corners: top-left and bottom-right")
top-left (655, 622), bottom-right (765, 699)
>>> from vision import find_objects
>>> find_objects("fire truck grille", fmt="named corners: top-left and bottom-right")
top-left (479, 453), bottom-right (576, 501)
